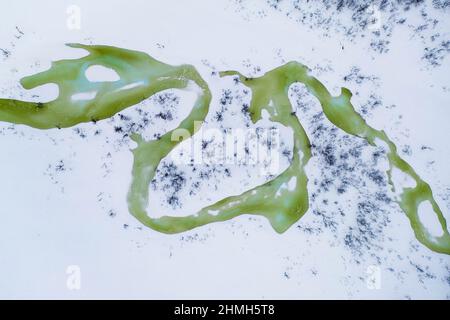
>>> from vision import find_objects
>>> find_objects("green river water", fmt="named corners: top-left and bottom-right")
top-left (0, 44), bottom-right (448, 254)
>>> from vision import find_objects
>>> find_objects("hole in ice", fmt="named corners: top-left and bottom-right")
top-left (418, 201), bottom-right (444, 238)
top-left (85, 65), bottom-right (120, 82)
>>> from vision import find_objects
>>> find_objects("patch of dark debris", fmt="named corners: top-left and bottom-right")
top-left (409, 261), bottom-right (437, 283)
top-left (108, 209), bottom-right (117, 218)
top-left (150, 157), bottom-right (234, 210)
top-left (445, 265), bottom-right (450, 286)
top-left (214, 89), bottom-right (234, 123)
top-left (0, 48), bottom-right (11, 59)
top-left (106, 92), bottom-right (180, 143)
top-left (290, 85), bottom-right (393, 264)
top-left (344, 200), bottom-right (390, 259)
top-left (288, 85), bottom-right (448, 288)
top-left (73, 127), bottom-right (87, 139)
top-left (152, 162), bottom-right (186, 208)
top-left (343, 66), bottom-right (379, 85)
top-left (422, 39), bottom-right (450, 66)
top-left (1, 26), bottom-right (24, 60)
top-left (213, 87), bottom-right (253, 129)
top-left (44, 159), bottom-right (71, 185)
top-left (233, 0), bottom-right (450, 66)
